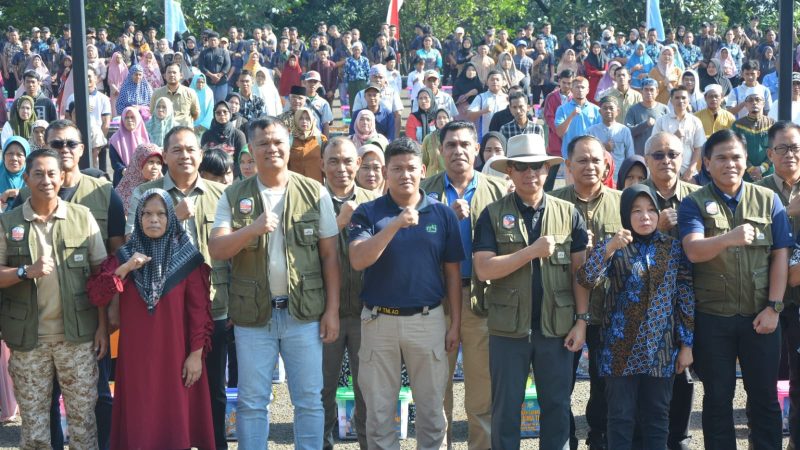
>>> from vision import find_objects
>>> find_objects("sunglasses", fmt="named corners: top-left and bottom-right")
top-left (48, 139), bottom-right (81, 150)
top-left (648, 151), bottom-right (681, 161)
top-left (510, 161), bottom-right (546, 172)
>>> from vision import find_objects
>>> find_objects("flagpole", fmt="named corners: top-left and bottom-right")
top-left (69, 0), bottom-right (91, 168)
top-left (778, 0), bottom-right (793, 120)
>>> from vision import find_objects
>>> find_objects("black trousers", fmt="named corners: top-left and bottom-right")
top-left (693, 312), bottom-right (782, 450)
top-left (207, 318), bottom-right (229, 450)
top-left (585, 324), bottom-right (608, 449)
top-left (780, 304), bottom-right (800, 447)
top-left (544, 163), bottom-right (561, 193)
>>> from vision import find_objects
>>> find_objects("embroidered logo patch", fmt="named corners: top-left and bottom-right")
top-left (704, 201), bottom-right (719, 215)
top-left (73, 254), bottom-right (85, 263)
top-left (10, 226), bottom-right (24, 242)
top-left (756, 231), bottom-right (765, 240)
top-left (427, 192), bottom-right (439, 200)
top-left (426, 224), bottom-right (438, 233)
top-left (238, 198), bottom-right (254, 215)
top-left (303, 228), bottom-right (314, 236)
top-left (502, 214), bottom-right (516, 229)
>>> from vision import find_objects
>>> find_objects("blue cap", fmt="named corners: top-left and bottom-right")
top-left (514, 39), bottom-right (528, 47)
top-left (641, 78), bottom-right (658, 88)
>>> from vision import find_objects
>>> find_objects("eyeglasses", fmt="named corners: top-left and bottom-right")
top-left (510, 161), bottom-right (546, 172)
top-left (214, 110), bottom-right (230, 115)
top-left (648, 151), bottom-right (681, 160)
top-left (48, 139), bottom-right (81, 150)
top-left (773, 145), bottom-right (800, 155)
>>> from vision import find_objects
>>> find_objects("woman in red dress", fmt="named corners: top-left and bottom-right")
top-left (88, 188), bottom-right (215, 450)
top-left (583, 41), bottom-right (609, 104)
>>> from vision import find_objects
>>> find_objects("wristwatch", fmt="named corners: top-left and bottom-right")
top-left (768, 300), bottom-right (785, 313)
top-left (16, 265), bottom-right (27, 280)
top-left (574, 312), bottom-right (591, 322)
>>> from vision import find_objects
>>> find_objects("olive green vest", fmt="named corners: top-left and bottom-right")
top-left (689, 182), bottom-right (774, 316)
top-left (329, 185), bottom-right (378, 318)
top-left (0, 203), bottom-right (98, 351)
top-left (549, 185), bottom-right (622, 324)
top-left (757, 175), bottom-right (800, 305)
top-left (421, 171), bottom-right (507, 316)
top-left (18, 174), bottom-right (112, 242)
top-left (642, 178), bottom-right (700, 239)
top-left (136, 177), bottom-right (230, 317)
top-left (484, 193), bottom-right (576, 338)
top-left (225, 173), bottom-right (326, 326)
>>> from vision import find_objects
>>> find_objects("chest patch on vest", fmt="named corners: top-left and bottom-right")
top-left (10, 226), bottom-right (24, 242)
top-left (73, 253), bottom-right (85, 263)
top-left (238, 198), bottom-right (254, 215)
top-left (502, 214), bottom-right (516, 229)
top-left (427, 192), bottom-right (440, 200)
top-left (704, 201), bottom-right (719, 215)
top-left (304, 228), bottom-right (314, 236)
top-left (757, 231), bottom-right (765, 240)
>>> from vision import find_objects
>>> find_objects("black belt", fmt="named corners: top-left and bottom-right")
top-left (367, 303), bottom-right (441, 316)
top-left (271, 296), bottom-right (289, 309)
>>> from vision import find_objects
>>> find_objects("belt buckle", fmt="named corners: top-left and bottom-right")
top-left (271, 296), bottom-right (289, 309)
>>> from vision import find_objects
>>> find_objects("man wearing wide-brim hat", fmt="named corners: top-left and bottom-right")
top-left (473, 133), bottom-right (591, 449)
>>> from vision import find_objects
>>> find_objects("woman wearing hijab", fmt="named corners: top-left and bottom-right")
top-left (201, 101), bottom-right (247, 175)
top-left (0, 136), bottom-right (30, 209)
top-left (278, 54), bottom-right (304, 98)
top-left (577, 185), bottom-right (694, 450)
top-left (15, 55), bottom-right (50, 98)
top-left (406, 88), bottom-right (437, 143)
top-left (87, 188), bottom-right (215, 449)
top-left (172, 52), bottom-right (195, 85)
top-left (191, 74), bottom-right (215, 136)
top-left (56, 56), bottom-right (74, 118)
top-left (556, 49), bottom-right (583, 78)
top-left (109, 106), bottom-right (151, 187)
top-left (475, 131), bottom-right (506, 172)
top-left (674, 70), bottom-right (706, 113)
top-left (116, 65), bottom-right (154, 120)
top-left (602, 150), bottom-right (617, 188)
top-left (87, 44), bottom-right (107, 89)
top-left (421, 108), bottom-right (452, 177)
top-left (584, 41), bottom-right (609, 102)
top-left (242, 50), bottom-right (262, 76)
top-left (615, 155), bottom-right (649, 190)
top-left (115, 143), bottom-right (164, 214)
top-left (714, 47), bottom-right (740, 86)
top-left (0, 96), bottom-right (37, 147)
top-left (698, 58), bottom-right (733, 97)
top-left (141, 51), bottom-right (164, 89)
top-left (253, 67), bottom-right (282, 116)
top-left (224, 92), bottom-right (249, 135)
top-left (452, 62), bottom-right (484, 117)
top-left (146, 97), bottom-right (175, 149)
top-left (495, 52), bottom-right (525, 93)
top-left (626, 43), bottom-right (654, 90)
top-left (288, 107), bottom-right (327, 182)
top-left (107, 52), bottom-right (129, 116)
top-left (456, 36), bottom-right (476, 71)
top-left (648, 47), bottom-right (682, 104)
top-left (183, 36), bottom-right (200, 67)
top-left (595, 61), bottom-right (622, 102)
top-left (759, 46), bottom-right (777, 80)
top-left (238, 145), bottom-right (257, 179)
top-left (350, 109), bottom-right (380, 148)
top-left (27, 119), bottom-right (48, 151)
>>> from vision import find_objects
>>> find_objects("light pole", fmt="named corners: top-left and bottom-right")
top-left (69, 0), bottom-right (92, 168)
top-left (778, 0), bottom-right (793, 120)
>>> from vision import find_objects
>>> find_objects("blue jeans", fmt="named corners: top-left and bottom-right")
top-left (209, 83), bottom-right (229, 104)
top-left (234, 309), bottom-right (323, 449)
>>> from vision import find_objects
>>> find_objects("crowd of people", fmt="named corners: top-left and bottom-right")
top-left (0, 13), bottom-right (797, 450)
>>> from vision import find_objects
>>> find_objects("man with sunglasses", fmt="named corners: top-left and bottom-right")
top-left (9, 120), bottom-right (126, 450)
top-left (762, 121), bottom-right (800, 449)
top-left (551, 135), bottom-right (623, 450)
top-left (641, 131), bottom-right (699, 450)
top-left (732, 92), bottom-right (775, 182)
top-left (473, 133), bottom-right (589, 449)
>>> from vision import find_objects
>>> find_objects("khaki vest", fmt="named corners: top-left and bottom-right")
top-left (18, 174), bottom-right (112, 241)
top-left (757, 175), bottom-right (800, 305)
top-left (225, 173), bottom-right (326, 326)
top-left (549, 185), bottom-right (622, 324)
top-left (484, 193), bottom-right (576, 338)
top-left (330, 185), bottom-right (378, 318)
top-left (689, 183), bottom-right (774, 316)
top-left (0, 203), bottom-right (98, 351)
top-left (642, 178), bottom-right (700, 239)
top-left (421, 172), bottom-right (507, 316)
top-left (136, 177), bottom-right (230, 317)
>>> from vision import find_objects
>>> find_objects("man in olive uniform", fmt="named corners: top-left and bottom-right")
top-left (550, 134), bottom-right (623, 450)
top-left (209, 117), bottom-right (340, 450)
top-left (679, 129), bottom-right (792, 450)
top-left (320, 137), bottom-right (377, 450)
top-left (421, 120), bottom-right (507, 450)
top-left (642, 131), bottom-right (700, 450)
top-left (760, 121), bottom-right (800, 448)
top-left (0, 149), bottom-right (107, 449)
top-left (473, 133), bottom-right (590, 450)
top-left (126, 126), bottom-right (231, 449)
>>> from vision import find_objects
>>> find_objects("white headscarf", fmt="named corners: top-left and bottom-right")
top-left (254, 67), bottom-right (282, 116)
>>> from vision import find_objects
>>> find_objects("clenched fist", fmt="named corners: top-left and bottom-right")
top-left (658, 208), bottom-right (678, 232)
top-left (727, 223), bottom-right (755, 247)
top-left (451, 199), bottom-right (470, 220)
top-left (393, 207), bottom-right (419, 229)
top-left (531, 235), bottom-right (556, 259)
top-left (174, 198), bottom-right (196, 221)
top-left (250, 211), bottom-right (280, 236)
top-left (28, 255), bottom-right (55, 279)
top-left (605, 229), bottom-right (633, 258)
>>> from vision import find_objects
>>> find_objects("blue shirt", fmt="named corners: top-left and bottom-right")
top-left (678, 183), bottom-right (794, 250)
top-left (762, 72), bottom-right (779, 101)
top-left (348, 192), bottom-right (465, 308)
top-left (440, 173), bottom-right (478, 279)
top-left (555, 100), bottom-right (602, 158)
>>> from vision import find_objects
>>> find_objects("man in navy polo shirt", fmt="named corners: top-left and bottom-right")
top-left (348, 136), bottom-right (464, 450)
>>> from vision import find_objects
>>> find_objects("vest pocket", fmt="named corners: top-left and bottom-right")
top-left (295, 273), bottom-right (326, 320)
top-left (753, 267), bottom-right (770, 306)
top-left (6, 245), bottom-right (30, 269)
top-left (550, 290), bottom-right (575, 336)
top-left (228, 278), bottom-right (260, 325)
top-left (0, 301), bottom-right (29, 348)
top-left (73, 293), bottom-right (98, 338)
top-left (693, 272), bottom-right (726, 311)
top-left (231, 218), bottom-right (258, 249)
top-left (486, 285), bottom-right (520, 334)
top-left (293, 215), bottom-right (320, 247)
top-left (64, 238), bottom-right (90, 277)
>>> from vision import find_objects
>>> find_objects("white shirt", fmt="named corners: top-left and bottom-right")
top-left (352, 85), bottom-right (404, 114)
top-left (768, 100), bottom-right (800, 125)
top-left (213, 178), bottom-right (338, 297)
top-left (652, 112), bottom-right (707, 174)
top-left (726, 83), bottom-right (773, 119)
top-left (469, 91), bottom-right (509, 139)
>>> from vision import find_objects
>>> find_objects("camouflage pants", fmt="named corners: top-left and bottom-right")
top-left (8, 340), bottom-right (98, 450)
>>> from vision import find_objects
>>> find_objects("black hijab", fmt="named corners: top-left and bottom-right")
top-left (615, 155), bottom-right (649, 191)
top-left (476, 131), bottom-right (507, 171)
top-left (586, 41), bottom-right (608, 70)
top-left (453, 62), bottom-right (484, 102)
top-left (698, 58), bottom-right (733, 96)
top-left (620, 184), bottom-right (660, 243)
top-left (207, 101), bottom-right (235, 144)
top-left (412, 88), bottom-right (437, 138)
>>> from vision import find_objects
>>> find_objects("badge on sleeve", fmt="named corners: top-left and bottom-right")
top-left (10, 226), bottom-right (24, 242)
top-left (704, 201), bottom-right (719, 215)
top-left (238, 198), bottom-right (254, 215)
top-left (427, 192), bottom-right (440, 201)
top-left (502, 215), bottom-right (516, 229)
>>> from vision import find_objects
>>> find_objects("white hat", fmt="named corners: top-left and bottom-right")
top-left (703, 84), bottom-right (723, 96)
top-left (455, 27), bottom-right (465, 34)
top-left (490, 134), bottom-right (562, 172)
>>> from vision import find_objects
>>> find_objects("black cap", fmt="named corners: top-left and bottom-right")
top-left (208, 31), bottom-right (220, 39)
top-left (46, 36), bottom-right (57, 45)
top-left (290, 85), bottom-right (307, 96)
top-left (63, 24), bottom-right (71, 31)
top-left (124, 20), bottom-right (135, 28)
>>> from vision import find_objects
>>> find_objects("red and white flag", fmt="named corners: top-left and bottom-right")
top-left (386, 0), bottom-right (403, 32)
